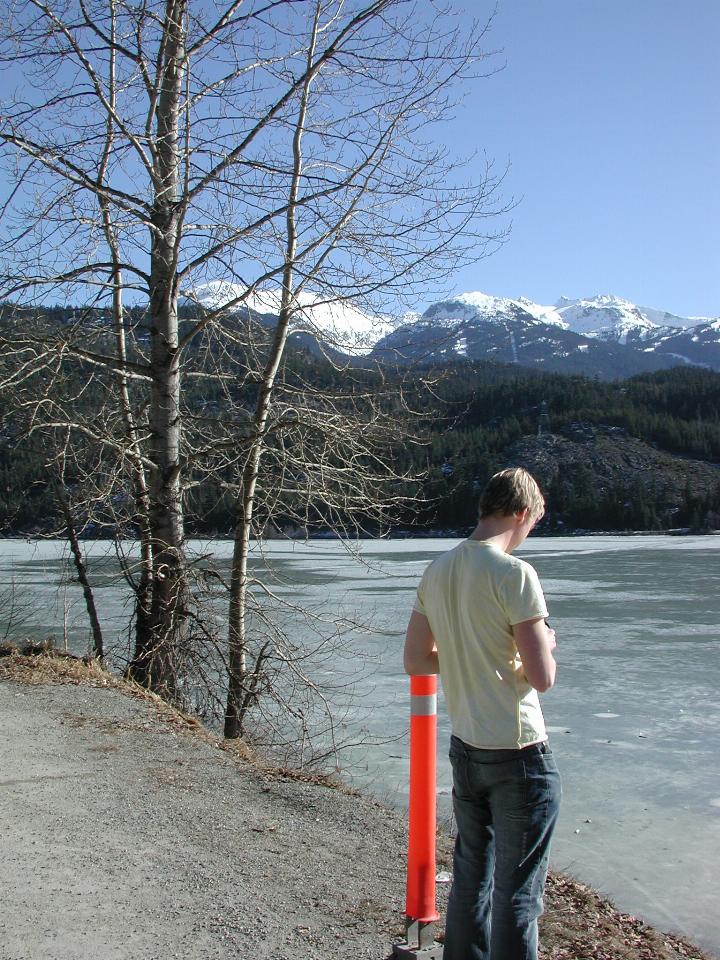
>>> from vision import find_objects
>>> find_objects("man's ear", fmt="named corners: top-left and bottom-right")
top-left (515, 507), bottom-right (530, 524)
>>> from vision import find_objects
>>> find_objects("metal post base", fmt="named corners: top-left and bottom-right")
top-left (393, 919), bottom-right (443, 959)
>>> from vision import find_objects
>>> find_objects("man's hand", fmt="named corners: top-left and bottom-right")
top-left (403, 611), bottom-right (439, 675)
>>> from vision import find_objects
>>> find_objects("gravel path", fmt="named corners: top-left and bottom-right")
top-left (0, 671), bottom-right (440, 960)
top-left (2, 655), bottom-right (714, 960)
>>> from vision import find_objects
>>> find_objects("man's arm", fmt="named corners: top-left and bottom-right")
top-left (512, 617), bottom-right (557, 692)
top-left (403, 610), bottom-right (439, 675)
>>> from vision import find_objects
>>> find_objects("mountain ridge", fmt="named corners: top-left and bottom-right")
top-left (182, 283), bottom-right (720, 378)
top-left (368, 291), bottom-right (720, 378)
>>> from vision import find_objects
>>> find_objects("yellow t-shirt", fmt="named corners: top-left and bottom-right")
top-left (414, 539), bottom-right (549, 749)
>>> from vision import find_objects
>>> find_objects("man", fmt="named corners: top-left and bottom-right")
top-left (403, 467), bottom-right (561, 960)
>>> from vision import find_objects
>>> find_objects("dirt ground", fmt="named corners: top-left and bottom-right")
top-left (0, 652), bottom-right (713, 960)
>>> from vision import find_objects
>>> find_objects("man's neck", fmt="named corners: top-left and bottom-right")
top-left (468, 517), bottom-right (517, 554)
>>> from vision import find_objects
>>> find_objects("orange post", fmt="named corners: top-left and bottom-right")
top-left (406, 674), bottom-right (440, 924)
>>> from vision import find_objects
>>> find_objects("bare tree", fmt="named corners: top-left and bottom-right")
top-left (0, 0), bottom-right (506, 742)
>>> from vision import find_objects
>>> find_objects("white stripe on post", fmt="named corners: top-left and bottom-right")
top-left (410, 693), bottom-right (437, 716)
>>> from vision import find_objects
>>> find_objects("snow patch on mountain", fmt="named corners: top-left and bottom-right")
top-left (455, 336), bottom-right (468, 357)
top-left (514, 297), bottom-right (566, 326)
top-left (640, 305), bottom-right (715, 329)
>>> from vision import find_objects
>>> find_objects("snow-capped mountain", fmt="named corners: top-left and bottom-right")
top-left (551, 294), bottom-right (720, 368)
top-left (424, 292), bottom-right (715, 345)
top-left (369, 291), bottom-right (720, 378)
top-left (181, 280), bottom-right (395, 355)
top-left (555, 294), bottom-right (664, 343)
top-left (421, 291), bottom-right (567, 330)
top-left (181, 282), bottom-right (720, 377)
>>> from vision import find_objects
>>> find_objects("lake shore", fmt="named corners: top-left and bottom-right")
top-left (1, 526), bottom-right (718, 541)
top-left (0, 649), bottom-right (713, 960)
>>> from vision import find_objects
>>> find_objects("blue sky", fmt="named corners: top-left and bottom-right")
top-left (1, 0), bottom-right (716, 319)
top-left (437, 0), bottom-right (719, 317)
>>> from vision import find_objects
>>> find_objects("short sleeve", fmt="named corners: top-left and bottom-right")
top-left (499, 560), bottom-right (548, 625)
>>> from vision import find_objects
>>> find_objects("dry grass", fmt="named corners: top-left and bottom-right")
top-left (541, 873), bottom-right (712, 960)
top-left (0, 640), bottom-right (203, 732)
top-left (0, 640), bottom-right (117, 685)
top-left (0, 644), bottom-right (714, 960)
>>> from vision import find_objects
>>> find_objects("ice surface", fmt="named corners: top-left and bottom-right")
top-left (4, 535), bottom-right (720, 954)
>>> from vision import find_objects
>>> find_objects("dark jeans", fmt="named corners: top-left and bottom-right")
top-left (444, 735), bottom-right (562, 960)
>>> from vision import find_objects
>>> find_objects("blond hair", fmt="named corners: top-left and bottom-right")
top-left (478, 467), bottom-right (545, 520)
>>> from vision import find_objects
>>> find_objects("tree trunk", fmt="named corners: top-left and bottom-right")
top-left (128, 0), bottom-right (187, 700)
top-left (58, 489), bottom-right (104, 660)
top-left (224, 11), bottom-right (319, 737)
top-left (95, 16), bottom-right (156, 687)
top-left (224, 467), bottom-right (256, 739)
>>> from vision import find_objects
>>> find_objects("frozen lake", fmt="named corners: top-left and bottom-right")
top-left (1, 534), bottom-right (719, 956)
